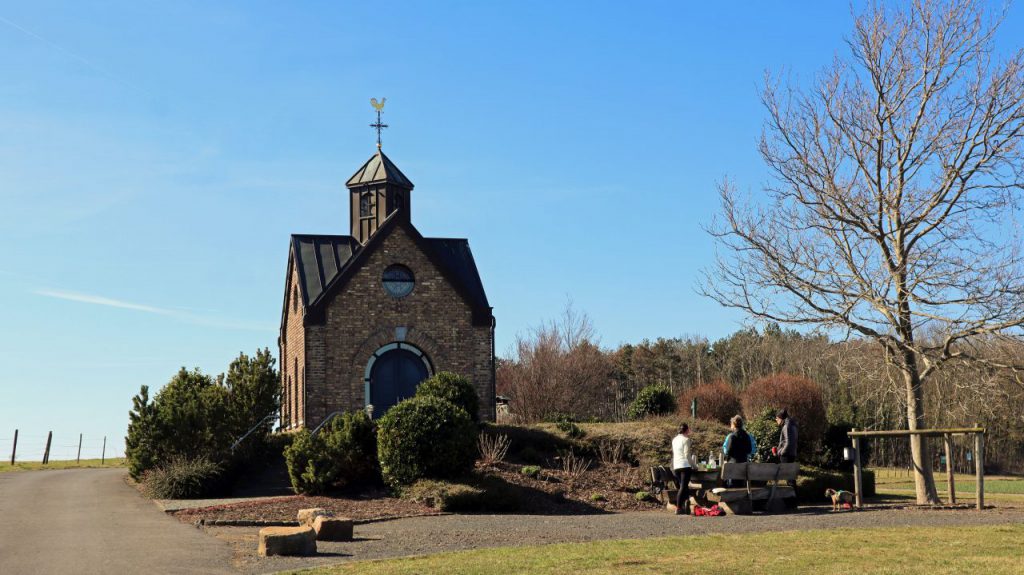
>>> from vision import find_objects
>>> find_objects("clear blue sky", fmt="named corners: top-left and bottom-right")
top-left (2, 1), bottom-right (1021, 459)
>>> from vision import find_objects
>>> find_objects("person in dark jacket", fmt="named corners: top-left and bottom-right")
top-left (775, 409), bottom-right (799, 501)
top-left (722, 415), bottom-right (755, 463)
top-left (775, 409), bottom-right (798, 463)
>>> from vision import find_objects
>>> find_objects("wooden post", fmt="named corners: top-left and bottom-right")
top-left (943, 434), bottom-right (956, 504)
top-left (76, 433), bottom-right (83, 464)
top-left (852, 429), bottom-right (864, 509)
top-left (42, 431), bottom-right (52, 465)
top-left (975, 426), bottom-right (985, 511)
top-left (101, 436), bottom-right (106, 465)
top-left (10, 429), bottom-right (17, 465)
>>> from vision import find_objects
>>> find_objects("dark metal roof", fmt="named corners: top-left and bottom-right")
top-left (288, 221), bottom-right (491, 326)
top-left (425, 238), bottom-right (490, 312)
top-left (291, 235), bottom-right (360, 306)
top-left (345, 151), bottom-right (414, 189)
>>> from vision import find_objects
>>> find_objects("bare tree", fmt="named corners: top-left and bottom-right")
top-left (702, 0), bottom-right (1024, 503)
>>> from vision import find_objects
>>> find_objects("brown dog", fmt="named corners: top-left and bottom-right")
top-left (825, 488), bottom-right (856, 511)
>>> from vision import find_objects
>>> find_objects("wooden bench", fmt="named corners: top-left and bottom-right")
top-left (705, 462), bottom-right (798, 515)
top-left (648, 466), bottom-right (706, 504)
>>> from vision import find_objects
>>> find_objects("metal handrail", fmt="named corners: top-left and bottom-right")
top-left (311, 405), bottom-right (374, 437)
top-left (230, 411), bottom-right (279, 453)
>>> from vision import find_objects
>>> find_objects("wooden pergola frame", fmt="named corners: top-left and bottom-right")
top-left (847, 427), bottom-right (986, 510)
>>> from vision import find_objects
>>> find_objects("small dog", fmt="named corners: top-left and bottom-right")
top-left (825, 488), bottom-right (856, 511)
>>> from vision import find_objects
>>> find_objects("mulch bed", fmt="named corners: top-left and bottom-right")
top-left (170, 492), bottom-right (436, 524)
top-left (479, 461), bottom-right (664, 513)
top-left (169, 460), bottom-right (665, 524)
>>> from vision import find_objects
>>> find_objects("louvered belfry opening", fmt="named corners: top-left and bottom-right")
top-left (346, 150), bottom-right (414, 244)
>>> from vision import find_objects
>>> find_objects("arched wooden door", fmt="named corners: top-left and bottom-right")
top-left (368, 344), bottom-right (431, 416)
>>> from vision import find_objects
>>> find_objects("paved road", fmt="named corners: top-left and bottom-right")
top-left (0, 468), bottom-right (235, 575)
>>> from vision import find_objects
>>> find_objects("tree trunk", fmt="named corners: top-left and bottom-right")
top-left (903, 360), bottom-right (941, 504)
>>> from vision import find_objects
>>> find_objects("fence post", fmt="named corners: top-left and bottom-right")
top-left (943, 433), bottom-right (956, 504)
top-left (43, 431), bottom-right (52, 465)
top-left (101, 436), bottom-right (107, 465)
top-left (852, 429), bottom-right (863, 509)
top-left (975, 425), bottom-right (985, 511)
top-left (77, 433), bottom-right (83, 464)
top-left (10, 429), bottom-right (17, 465)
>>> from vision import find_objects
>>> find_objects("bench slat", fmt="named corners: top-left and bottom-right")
top-left (720, 462), bottom-right (748, 480)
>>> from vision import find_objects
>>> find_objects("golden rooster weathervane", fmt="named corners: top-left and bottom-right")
top-left (370, 97), bottom-right (388, 150)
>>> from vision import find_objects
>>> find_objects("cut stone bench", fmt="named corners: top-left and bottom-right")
top-left (257, 526), bottom-right (317, 557)
top-left (297, 507), bottom-right (330, 526)
top-left (312, 515), bottom-right (353, 541)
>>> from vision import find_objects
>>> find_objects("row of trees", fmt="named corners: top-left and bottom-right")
top-left (497, 311), bottom-right (1024, 473)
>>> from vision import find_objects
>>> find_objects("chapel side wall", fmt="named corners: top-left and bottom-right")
top-left (320, 226), bottom-right (496, 422)
top-left (281, 263), bottom-right (308, 430)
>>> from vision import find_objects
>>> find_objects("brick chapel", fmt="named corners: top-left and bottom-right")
top-left (278, 145), bottom-right (496, 429)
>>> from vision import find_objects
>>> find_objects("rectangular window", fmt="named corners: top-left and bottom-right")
top-left (359, 192), bottom-right (374, 218)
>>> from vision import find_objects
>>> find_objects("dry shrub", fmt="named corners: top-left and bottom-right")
top-left (497, 304), bottom-right (615, 422)
top-left (741, 373), bottom-right (826, 451)
top-left (560, 449), bottom-right (591, 484)
top-left (596, 439), bottom-right (627, 466)
top-left (477, 433), bottom-right (511, 466)
top-left (679, 380), bottom-right (742, 425)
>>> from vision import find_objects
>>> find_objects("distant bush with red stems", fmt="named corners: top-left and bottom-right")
top-left (741, 373), bottom-right (826, 452)
top-left (679, 381), bottom-right (742, 425)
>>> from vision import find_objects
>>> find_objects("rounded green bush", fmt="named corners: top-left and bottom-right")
top-left (415, 371), bottom-right (480, 421)
top-left (627, 384), bottom-right (677, 420)
top-left (377, 395), bottom-right (478, 490)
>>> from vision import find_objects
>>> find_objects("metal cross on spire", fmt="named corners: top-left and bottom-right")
top-left (370, 97), bottom-right (388, 150)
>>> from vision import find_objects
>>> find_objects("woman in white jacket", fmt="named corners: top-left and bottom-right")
top-left (671, 423), bottom-right (694, 515)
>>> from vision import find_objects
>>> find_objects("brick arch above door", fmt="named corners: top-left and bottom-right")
top-left (349, 325), bottom-right (447, 370)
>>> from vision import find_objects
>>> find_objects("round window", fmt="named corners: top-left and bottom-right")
top-left (382, 264), bottom-right (415, 298)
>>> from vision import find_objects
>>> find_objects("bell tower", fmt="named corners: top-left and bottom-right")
top-left (345, 98), bottom-right (414, 244)
top-left (345, 151), bottom-right (414, 244)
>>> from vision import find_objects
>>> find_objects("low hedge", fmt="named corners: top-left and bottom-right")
top-left (796, 466), bottom-right (876, 502)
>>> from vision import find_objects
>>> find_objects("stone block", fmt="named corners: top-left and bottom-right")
top-left (312, 515), bottom-right (353, 541)
top-left (257, 526), bottom-right (317, 557)
top-left (297, 507), bottom-right (330, 526)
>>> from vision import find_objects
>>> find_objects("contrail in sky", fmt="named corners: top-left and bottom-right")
top-left (0, 13), bottom-right (146, 94)
top-left (34, 289), bottom-right (275, 332)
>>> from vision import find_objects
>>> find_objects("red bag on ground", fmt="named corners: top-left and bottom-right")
top-left (692, 504), bottom-right (723, 517)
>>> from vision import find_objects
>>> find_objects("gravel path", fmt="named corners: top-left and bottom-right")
top-left (209, 505), bottom-right (1024, 574)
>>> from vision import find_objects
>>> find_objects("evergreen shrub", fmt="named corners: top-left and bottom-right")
top-left (628, 384), bottom-right (677, 420)
top-left (284, 410), bottom-right (378, 495)
top-left (416, 371), bottom-right (480, 422)
top-left (377, 396), bottom-right (478, 490)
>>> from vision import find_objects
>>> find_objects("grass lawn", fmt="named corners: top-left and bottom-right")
top-left (287, 524), bottom-right (1024, 575)
top-left (0, 458), bottom-right (126, 472)
top-left (872, 467), bottom-right (1024, 504)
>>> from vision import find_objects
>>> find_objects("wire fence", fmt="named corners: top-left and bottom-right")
top-left (2, 430), bottom-right (124, 464)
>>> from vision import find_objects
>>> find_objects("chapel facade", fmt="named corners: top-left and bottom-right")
top-left (278, 149), bottom-right (496, 429)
